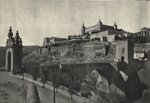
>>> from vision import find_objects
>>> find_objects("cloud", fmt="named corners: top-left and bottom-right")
top-left (0, 0), bottom-right (150, 46)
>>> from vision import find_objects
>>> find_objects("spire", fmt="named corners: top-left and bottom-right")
top-left (82, 22), bottom-right (85, 27)
top-left (15, 30), bottom-right (21, 45)
top-left (16, 30), bottom-right (19, 36)
top-left (81, 22), bottom-right (85, 35)
top-left (9, 27), bottom-right (12, 32)
top-left (98, 18), bottom-right (102, 25)
top-left (99, 18), bottom-right (101, 23)
top-left (113, 22), bottom-right (117, 29)
top-left (8, 27), bottom-right (13, 39)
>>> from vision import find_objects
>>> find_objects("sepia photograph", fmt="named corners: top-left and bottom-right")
top-left (0, 0), bottom-right (150, 103)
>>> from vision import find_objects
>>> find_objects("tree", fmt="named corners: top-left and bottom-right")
top-left (46, 65), bottom-right (62, 103)
top-left (31, 67), bottom-right (39, 83)
top-left (41, 69), bottom-right (48, 88)
top-left (52, 69), bottom-right (61, 92)
top-left (22, 65), bottom-right (25, 80)
top-left (23, 62), bottom-right (40, 83)
top-left (69, 65), bottom-right (74, 99)
top-left (54, 68), bottom-right (62, 103)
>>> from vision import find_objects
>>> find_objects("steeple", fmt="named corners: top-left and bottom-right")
top-left (98, 18), bottom-right (102, 26)
top-left (82, 22), bottom-right (85, 27)
top-left (81, 22), bottom-right (85, 35)
top-left (99, 18), bottom-right (101, 23)
top-left (8, 27), bottom-right (13, 39)
top-left (15, 30), bottom-right (20, 45)
top-left (113, 22), bottom-right (117, 29)
top-left (97, 18), bottom-right (102, 31)
top-left (16, 30), bottom-right (19, 37)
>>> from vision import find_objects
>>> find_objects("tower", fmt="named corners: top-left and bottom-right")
top-left (113, 22), bottom-right (117, 29)
top-left (97, 19), bottom-right (103, 31)
top-left (116, 40), bottom-right (134, 64)
top-left (6, 27), bottom-right (23, 74)
top-left (81, 23), bottom-right (85, 35)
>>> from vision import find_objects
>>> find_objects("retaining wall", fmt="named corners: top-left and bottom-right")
top-left (25, 83), bottom-right (40, 103)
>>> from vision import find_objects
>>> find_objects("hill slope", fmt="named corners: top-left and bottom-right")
top-left (22, 43), bottom-right (150, 66)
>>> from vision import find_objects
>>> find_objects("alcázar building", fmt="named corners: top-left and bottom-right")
top-left (43, 19), bottom-right (132, 47)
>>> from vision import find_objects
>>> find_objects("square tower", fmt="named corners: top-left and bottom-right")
top-left (116, 40), bottom-right (134, 64)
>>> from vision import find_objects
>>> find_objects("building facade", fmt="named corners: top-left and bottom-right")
top-left (134, 27), bottom-right (150, 43)
top-left (43, 37), bottom-right (67, 46)
top-left (140, 27), bottom-right (150, 37)
top-left (81, 20), bottom-right (118, 35)
top-left (81, 20), bottom-right (129, 42)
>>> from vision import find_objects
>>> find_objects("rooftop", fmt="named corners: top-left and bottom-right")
top-left (141, 27), bottom-right (150, 30)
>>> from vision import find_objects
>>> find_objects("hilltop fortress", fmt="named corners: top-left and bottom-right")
top-left (23, 20), bottom-right (149, 103)
top-left (39, 20), bottom-right (136, 64)
top-left (43, 20), bottom-right (131, 47)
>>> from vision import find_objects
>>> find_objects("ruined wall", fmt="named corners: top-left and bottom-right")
top-left (83, 43), bottom-right (106, 57)
top-left (39, 42), bottom-right (108, 59)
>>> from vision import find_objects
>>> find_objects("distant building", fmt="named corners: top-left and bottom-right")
top-left (81, 20), bottom-right (130, 42)
top-left (90, 30), bottom-right (125, 42)
top-left (134, 27), bottom-right (150, 43)
top-left (140, 27), bottom-right (150, 37)
top-left (81, 19), bottom-right (118, 35)
top-left (68, 35), bottom-right (82, 40)
top-left (43, 37), bottom-right (67, 46)
top-left (42, 19), bottom-right (134, 47)
top-left (43, 37), bottom-right (51, 46)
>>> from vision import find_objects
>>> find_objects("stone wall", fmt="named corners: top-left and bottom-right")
top-left (39, 42), bottom-right (108, 59)
top-left (25, 83), bottom-right (40, 103)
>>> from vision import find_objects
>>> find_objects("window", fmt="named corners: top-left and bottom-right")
top-left (103, 36), bottom-right (108, 41)
top-left (122, 47), bottom-right (124, 52)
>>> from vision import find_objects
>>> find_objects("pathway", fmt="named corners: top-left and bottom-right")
top-left (0, 71), bottom-right (91, 103)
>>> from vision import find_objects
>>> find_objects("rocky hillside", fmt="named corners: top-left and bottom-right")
top-left (21, 42), bottom-right (150, 103)
top-left (22, 42), bottom-right (150, 65)
top-left (134, 43), bottom-right (150, 53)
top-left (0, 46), bottom-right (39, 68)
top-left (23, 42), bottom-right (116, 65)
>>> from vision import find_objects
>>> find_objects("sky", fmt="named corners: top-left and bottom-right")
top-left (0, 0), bottom-right (150, 46)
